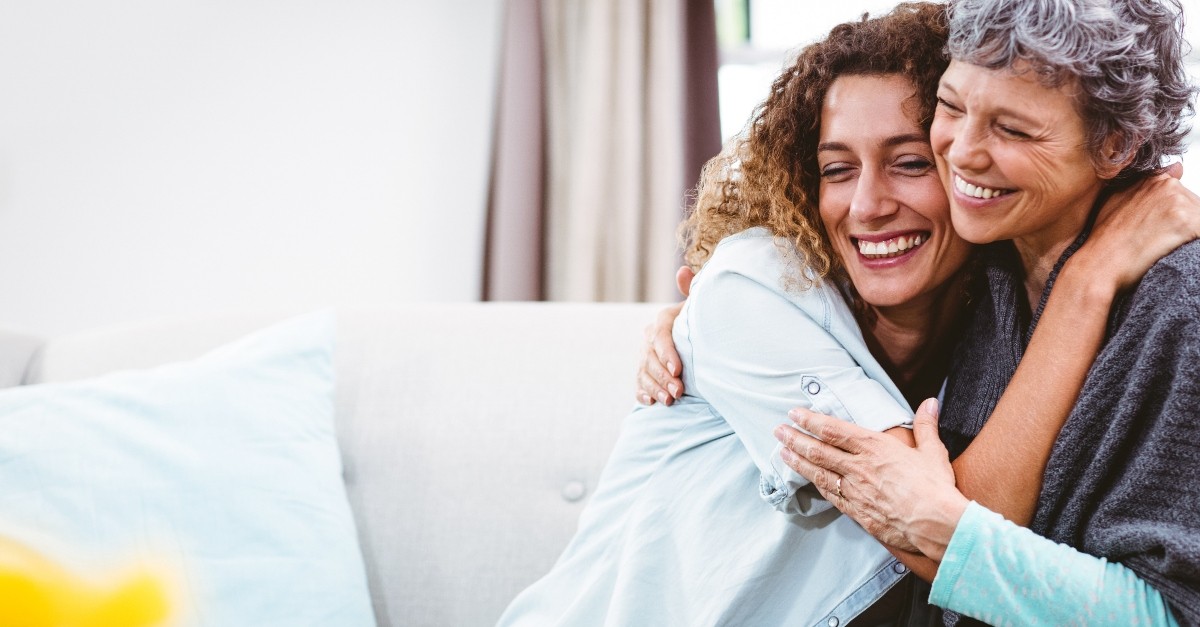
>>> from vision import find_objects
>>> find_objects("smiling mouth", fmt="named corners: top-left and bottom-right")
top-left (954, 175), bottom-right (1015, 200)
top-left (854, 232), bottom-right (929, 259)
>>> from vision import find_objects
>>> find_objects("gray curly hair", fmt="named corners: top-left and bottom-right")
top-left (947, 0), bottom-right (1197, 178)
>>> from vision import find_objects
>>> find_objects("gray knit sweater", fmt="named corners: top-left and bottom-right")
top-left (920, 235), bottom-right (1200, 627)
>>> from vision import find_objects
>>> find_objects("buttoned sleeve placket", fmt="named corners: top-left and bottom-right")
top-left (681, 233), bottom-right (914, 519)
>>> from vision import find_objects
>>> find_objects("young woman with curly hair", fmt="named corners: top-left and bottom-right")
top-left (509, 3), bottom-right (1195, 625)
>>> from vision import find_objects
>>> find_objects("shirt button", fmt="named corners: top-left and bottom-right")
top-left (561, 481), bottom-right (587, 502)
top-left (826, 617), bottom-right (839, 627)
top-left (806, 381), bottom-right (821, 395)
top-left (893, 562), bottom-right (908, 574)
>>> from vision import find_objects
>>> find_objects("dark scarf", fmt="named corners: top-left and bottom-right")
top-left (913, 227), bottom-right (1200, 626)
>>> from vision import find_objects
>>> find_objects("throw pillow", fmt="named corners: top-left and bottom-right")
top-left (0, 310), bottom-right (375, 626)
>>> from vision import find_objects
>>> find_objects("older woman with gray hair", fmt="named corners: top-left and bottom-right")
top-left (770, 0), bottom-right (1200, 624)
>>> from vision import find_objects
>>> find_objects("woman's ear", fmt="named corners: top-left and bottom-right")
top-left (1095, 132), bottom-right (1137, 180)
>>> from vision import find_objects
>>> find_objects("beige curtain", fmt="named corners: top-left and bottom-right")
top-left (484, 0), bottom-right (720, 302)
top-left (484, 0), bottom-right (547, 301)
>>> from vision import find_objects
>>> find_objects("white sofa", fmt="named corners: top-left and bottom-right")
top-left (0, 303), bottom-right (664, 626)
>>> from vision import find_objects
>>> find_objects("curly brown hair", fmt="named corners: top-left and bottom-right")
top-left (681, 2), bottom-right (950, 285)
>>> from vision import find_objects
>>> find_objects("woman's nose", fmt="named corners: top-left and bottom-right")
top-left (848, 169), bottom-right (898, 223)
top-left (945, 118), bottom-right (991, 173)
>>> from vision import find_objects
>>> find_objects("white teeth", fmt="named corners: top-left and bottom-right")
top-left (956, 175), bottom-right (1009, 199)
top-left (857, 234), bottom-right (928, 259)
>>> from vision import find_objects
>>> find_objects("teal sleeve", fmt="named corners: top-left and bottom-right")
top-left (930, 501), bottom-right (1180, 626)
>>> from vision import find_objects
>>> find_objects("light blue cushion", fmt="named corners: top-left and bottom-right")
top-left (0, 311), bottom-right (375, 626)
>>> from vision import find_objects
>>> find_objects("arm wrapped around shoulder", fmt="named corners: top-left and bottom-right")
top-left (1032, 240), bottom-right (1200, 625)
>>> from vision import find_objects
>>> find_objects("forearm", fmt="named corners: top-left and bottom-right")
top-left (886, 546), bottom-right (937, 583)
top-left (950, 261), bottom-right (1114, 525)
top-left (932, 502), bottom-right (1179, 626)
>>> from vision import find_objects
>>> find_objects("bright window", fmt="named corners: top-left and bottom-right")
top-left (715, 0), bottom-right (908, 140)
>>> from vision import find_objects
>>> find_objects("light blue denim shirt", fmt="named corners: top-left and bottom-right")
top-left (499, 228), bottom-right (914, 626)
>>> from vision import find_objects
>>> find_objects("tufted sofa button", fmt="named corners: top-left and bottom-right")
top-left (561, 481), bottom-right (587, 502)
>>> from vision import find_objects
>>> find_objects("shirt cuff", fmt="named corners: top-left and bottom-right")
top-left (929, 500), bottom-right (990, 608)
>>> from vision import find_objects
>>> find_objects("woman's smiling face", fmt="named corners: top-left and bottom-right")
top-left (818, 74), bottom-right (973, 309)
top-left (930, 60), bottom-right (1112, 252)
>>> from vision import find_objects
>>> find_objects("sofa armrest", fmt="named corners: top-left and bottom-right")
top-left (0, 330), bottom-right (45, 389)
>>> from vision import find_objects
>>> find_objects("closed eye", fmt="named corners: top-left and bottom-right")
top-left (936, 97), bottom-right (962, 115)
top-left (997, 125), bottom-right (1031, 140)
top-left (896, 158), bottom-right (933, 174)
top-left (820, 165), bottom-right (856, 181)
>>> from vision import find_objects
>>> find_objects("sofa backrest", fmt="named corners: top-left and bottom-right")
top-left (17, 303), bottom-right (662, 626)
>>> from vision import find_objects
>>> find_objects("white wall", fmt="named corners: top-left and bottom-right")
top-left (0, 1), bottom-right (502, 336)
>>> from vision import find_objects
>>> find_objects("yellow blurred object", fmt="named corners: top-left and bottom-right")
top-left (0, 535), bottom-right (170, 627)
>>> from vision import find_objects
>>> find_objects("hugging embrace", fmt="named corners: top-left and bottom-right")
top-left (503, 0), bottom-right (1200, 625)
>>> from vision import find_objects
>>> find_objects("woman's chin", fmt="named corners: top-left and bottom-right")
top-left (856, 285), bottom-right (922, 310)
top-left (949, 212), bottom-right (1008, 245)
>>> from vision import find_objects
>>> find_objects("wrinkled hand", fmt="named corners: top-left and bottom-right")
top-left (635, 266), bottom-right (695, 406)
top-left (772, 399), bottom-right (968, 560)
top-left (1078, 167), bottom-right (1200, 292)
